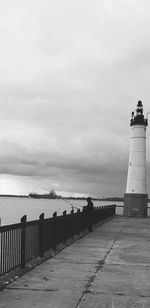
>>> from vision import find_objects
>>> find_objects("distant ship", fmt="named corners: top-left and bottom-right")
top-left (29, 193), bottom-right (57, 199)
top-left (29, 189), bottom-right (60, 199)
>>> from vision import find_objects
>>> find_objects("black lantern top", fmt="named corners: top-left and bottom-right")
top-left (130, 101), bottom-right (148, 126)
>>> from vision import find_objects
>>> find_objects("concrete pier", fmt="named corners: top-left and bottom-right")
top-left (0, 216), bottom-right (150, 307)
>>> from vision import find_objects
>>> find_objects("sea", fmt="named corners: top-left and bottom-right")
top-left (0, 197), bottom-right (149, 226)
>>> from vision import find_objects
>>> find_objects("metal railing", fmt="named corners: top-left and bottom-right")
top-left (0, 204), bottom-right (116, 277)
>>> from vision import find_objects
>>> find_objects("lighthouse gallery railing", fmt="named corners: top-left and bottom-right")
top-left (0, 204), bottom-right (115, 277)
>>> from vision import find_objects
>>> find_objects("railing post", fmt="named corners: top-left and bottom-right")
top-left (21, 215), bottom-right (27, 268)
top-left (114, 204), bottom-right (116, 216)
top-left (99, 207), bottom-right (102, 223)
top-left (63, 210), bottom-right (67, 243)
top-left (93, 207), bottom-right (96, 226)
top-left (82, 207), bottom-right (86, 231)
top-left (101, 206), bottom-right (104, 223)
top-left (89, 210), bottom-right (93, 232)
top-left (53, 212), bottom-right (57, 250)
top-left (71, 209), bottom-right (74, 239)
top-left (39, 213), bottom-right (44, 258)
top-left (96, 207), bottom-right (98, 224)
top-left (77, 209), bottom-right (80, 236)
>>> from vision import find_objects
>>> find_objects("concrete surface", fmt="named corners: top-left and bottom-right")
top-left (0, 216), bottom-right (150, 307)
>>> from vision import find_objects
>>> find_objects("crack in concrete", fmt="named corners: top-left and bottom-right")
top-left (50, 261), bottom-right (100, 265)
top-left (7, 287), bottom-right (58, 292)
top-left (102, 262), bottom-right (150, 268)
top-left (74, 218), bottom-right (127, 308)
top-left (82, 290), bottom-right (150, 298)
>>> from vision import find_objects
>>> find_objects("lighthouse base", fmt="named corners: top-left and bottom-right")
top-left (124, 193), bottom-right (148, 217)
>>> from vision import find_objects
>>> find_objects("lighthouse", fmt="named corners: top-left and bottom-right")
top-left (124, 101), bottom-right (148, 217)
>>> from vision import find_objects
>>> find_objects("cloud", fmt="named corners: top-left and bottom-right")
top-left (0, 0), bottom-right (150, 196)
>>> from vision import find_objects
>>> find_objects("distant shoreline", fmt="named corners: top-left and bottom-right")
top-left (0, 194), bottom-right (149, 203)
top-left (0, 194), bottom-right (124, 201)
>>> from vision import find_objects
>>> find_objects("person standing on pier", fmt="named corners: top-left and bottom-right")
top-left (86, 197), bottom-right (94, 232)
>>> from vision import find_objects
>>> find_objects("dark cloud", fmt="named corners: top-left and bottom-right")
top-left (0, 0), bottom-right (150, 196)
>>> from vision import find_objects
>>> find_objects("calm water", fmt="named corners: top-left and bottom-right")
top-left (0, 197), bottom-right (124, 226)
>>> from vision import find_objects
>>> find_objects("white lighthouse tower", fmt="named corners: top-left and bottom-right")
top-left (124, 101), bottom-right (148, 217)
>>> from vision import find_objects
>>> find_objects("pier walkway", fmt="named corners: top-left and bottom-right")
top-left (0, 216), bottom-right (150, 307)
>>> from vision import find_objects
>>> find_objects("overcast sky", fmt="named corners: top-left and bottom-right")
top-left (0, 0), bottom-right (150, 197)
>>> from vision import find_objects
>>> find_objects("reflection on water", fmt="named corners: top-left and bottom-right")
top-left (0, 197), bottom-right (149, 226)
